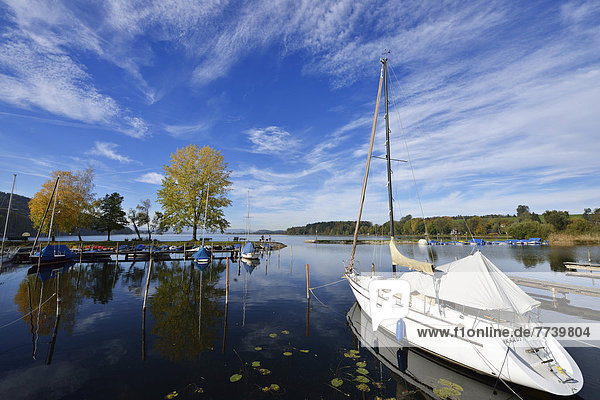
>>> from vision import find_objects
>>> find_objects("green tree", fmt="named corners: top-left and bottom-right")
top-left (566, 217), bottom-right (591, 233)
top-left (94, 192), bottom-right (127, 240)
top-left (136, 199), bottom-right (151, 240)
top-left (507, 221), bottom-right (553, 240)
top-left (542, 210), bottom-right (570, 231)
top-left (516, 205), bottom-right (531, 220)
top-left (127, 208), bottom-right (143, 240)
top-left (157, 145), bottom-right (232, 240)
top-left (590, 208), bottom-right (600, 227)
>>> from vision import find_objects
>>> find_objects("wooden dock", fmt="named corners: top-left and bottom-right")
top-left (509, 276), bottom-right (600, 298)
top-left (14, 241), bottom-right (286, 264)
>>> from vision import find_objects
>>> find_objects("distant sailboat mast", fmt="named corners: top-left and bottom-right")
top-left (201, 181), bottom-right (210, 248)
top-left (1, 174), bottom-right (16, 267)
top-left (31, 175), bottom-right (60, 255)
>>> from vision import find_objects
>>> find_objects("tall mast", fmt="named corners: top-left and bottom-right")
top-left (1, 174), bottom-right (17, 267)
top-left (201, 181), bottom-right (210, 247)
top-left (348, 62), bottom-right (384, 272)
top-left (47, 176), bottom-right (61, 247)
top-left (31, 176), bottom-right (60, 254)
top-left (383, 58), bottom-right (395, 239)
top-left (246, 191), bottom-right (250, 238)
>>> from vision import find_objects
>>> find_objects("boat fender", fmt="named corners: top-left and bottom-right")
top-left (396, 319), bottom-right (405, 342)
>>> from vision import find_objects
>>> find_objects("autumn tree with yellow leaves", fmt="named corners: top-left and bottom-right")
top-left (28, 168), bottom-right (96, 240)
top-left (157, 145), bottom-right (232, 241)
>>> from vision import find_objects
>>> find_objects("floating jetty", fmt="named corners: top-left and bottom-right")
top-left (11, 241), bottom-right (286, 264)
top-left (509, 276), bottom-right (600, 298)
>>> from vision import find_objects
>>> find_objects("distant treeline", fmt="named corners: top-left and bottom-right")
top-left (286, 205), bottom-right (600, 240)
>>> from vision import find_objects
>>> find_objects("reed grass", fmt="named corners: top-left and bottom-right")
top-left (548, 232), bottom-right (600, 246)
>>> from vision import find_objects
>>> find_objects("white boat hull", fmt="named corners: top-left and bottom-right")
top-left (345, 272), bottom-right (583, 396)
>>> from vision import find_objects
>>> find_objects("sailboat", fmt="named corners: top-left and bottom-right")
top-left (193, 181), bottom-right (212, 268)
top-left (241, 191), bottom-right (258, 260)
top-left (346, 302), bottom-right (517, 400)
top-left (344, 58), bottom-right (583, 396)
top-left (29, 176), bottom-right (76, 266)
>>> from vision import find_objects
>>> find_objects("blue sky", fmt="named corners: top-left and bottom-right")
top-left (0, 0), bottom-right (599, 230)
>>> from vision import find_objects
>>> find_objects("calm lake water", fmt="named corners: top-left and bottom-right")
top-left (0, 235), bottom-right (599, 399)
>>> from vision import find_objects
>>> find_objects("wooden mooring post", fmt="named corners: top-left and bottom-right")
top-left (305, 264), bottom-right (310, 300)
top-left (225, 257), bottom-right (230, 305)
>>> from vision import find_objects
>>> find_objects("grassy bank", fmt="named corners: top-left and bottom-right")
top-left (548, 233), bottom-right (600, 246)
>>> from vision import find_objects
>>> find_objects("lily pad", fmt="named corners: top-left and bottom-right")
top-left (269, 333), bottom-right (277, 338)
top-left (251, 361), bottom-right (261, 367)
top-left (356, 361), bottom-right (367, 368)
top-left (349, 349), bottom-right (360, 355)
top-left (281, 330), bottom-right (290, 335)
top-left (283, 351), bottom-right (293, 356)
top-left (258, 368), bottom-right (271, 375)
top-left (373, 382), bottom-right (384, 389)
top-left (356, 367), bottom-right (369, 375)
top-left (229, 374), bottom-right (243, 383)
top-left (356, 383), bottom-right (370, 392)
top-left (165, 391), bottom-right (178, 399)
top-left (269, 384), bottom-right (280, 391)
top-left (355, 375), bottom-right (369, 383)
top-left (261, 387), bottom-right (271, 392)
top-left (254, 346), bottom-right (263, 351)
top-left (299, 349), bottom-right (310, 353)
top-left (194, 387), bottom-right (204, 393)
top-left (331, 378), bottom-right (343, 387)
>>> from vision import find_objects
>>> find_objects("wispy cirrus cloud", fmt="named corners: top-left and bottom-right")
top-left (0, 2), bottom-right (149, 138)
top-left (88, 142), bottom-right (133, 163)
top-left (163, 121), bottom-right (208, 138)
top-left (244, 126), bottom-right (300, 156)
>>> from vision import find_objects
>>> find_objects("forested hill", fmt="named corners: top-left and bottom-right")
top-left (286, 221), bottom-right (373, 236)
top-left (0, 191), bottom-right (34, 237)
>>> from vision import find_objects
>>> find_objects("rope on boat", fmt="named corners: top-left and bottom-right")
top-left (0, 292), bottom-right (56, 330)
top-left (308, 288), bottom-right (346, 320)
top-left (310, 278), bottom-right (346, 290)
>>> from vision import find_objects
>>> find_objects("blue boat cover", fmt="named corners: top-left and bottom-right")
top-left (34, 244), bottom-right (76, 261)
top-left (193, 247), bottom-right (211, 261)
top-left (241, 258), bottom-right (259, 274)
top-left (242, 242), bottom-right (255, 254)
top-left (134, 244), bottom-right (146, 250)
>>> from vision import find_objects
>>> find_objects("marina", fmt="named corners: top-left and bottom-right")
top-left (0, 235), bottom-right (599, 399)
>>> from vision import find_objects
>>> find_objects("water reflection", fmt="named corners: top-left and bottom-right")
top-left (548, 247), bottom-right (577, 272)
top-left (509, 248), bottom-right (546, 268)
top-left (147, 260), bottom-right (225, 361)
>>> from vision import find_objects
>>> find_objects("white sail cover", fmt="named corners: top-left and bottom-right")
top-left (400, 251), bottom-right (540, 314)
top-left (390, 238), bottom-right (434, 274)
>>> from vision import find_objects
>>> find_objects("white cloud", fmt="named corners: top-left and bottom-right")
top-left (163, 121), bottom-right (208, 138)
top-left (244, 126), bottom-right (300, 155)
top-left (135, 172), bottom-right (164, 185)
top-left (89, 142), bottom-right (133, 163)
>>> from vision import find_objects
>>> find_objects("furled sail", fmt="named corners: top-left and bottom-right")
top-left (389, 237), bottom-right (434, 274)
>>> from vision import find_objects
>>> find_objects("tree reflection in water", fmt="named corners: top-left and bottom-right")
top-left (15, 268), bottom-right (79, 337)
top-left (510, 247), bottom-right (547, 268)
top-left (548, 247), bottom-right (576, 272)
top-left (148, 260), bottom-right (225, 361)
